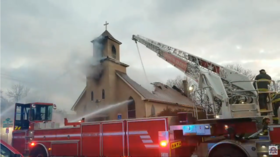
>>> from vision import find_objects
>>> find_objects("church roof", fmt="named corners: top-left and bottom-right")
top-left (71, 87), bottom-right (86, 111)
top-left (116, 71), bottom-right (201, 109)
top-left (116, 71), bottom-right (155, 99)
top-left (92, 30), bottom-right (122, 44)
top-left (71, 71), bottom-right (202, 111)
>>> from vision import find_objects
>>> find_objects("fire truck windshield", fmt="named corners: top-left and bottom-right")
top-left (30, 105), bottom-right (53, 121)
top-left (14, 103), bottom-right (53, 130)
top-left (14, 103), bottom-right (31, 130)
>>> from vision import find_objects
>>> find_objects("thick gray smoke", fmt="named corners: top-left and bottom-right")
top-left (1, 35), bottom-right (107, 120)
top-left (63, 35), bottom-right (106, 82)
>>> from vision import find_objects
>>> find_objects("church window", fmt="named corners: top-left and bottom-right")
top-left (151, 105), bottom-right (156, 117)
top-left (91, 91), bottom-right (94, 101)
top-left (127, 97), bottom-right (136, 119)
top-left (102, 89), bottom-right (105, 99)
top-left (112, 45), bottom-right (117, 59)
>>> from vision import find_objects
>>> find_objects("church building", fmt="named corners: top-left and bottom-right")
top-left (71, 26), bottom-right (199, 121)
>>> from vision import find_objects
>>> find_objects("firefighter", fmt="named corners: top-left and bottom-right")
top-left (272, 92), bottom-right (280, 123)
top-left (253, 69), bottom-right (272, 110)
top-left (261, 117), bottom-right (270, 135)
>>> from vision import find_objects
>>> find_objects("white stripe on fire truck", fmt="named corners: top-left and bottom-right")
top-left (56, 134), bottom-right (80, 137)
top-left (13, 136), bottom-right (25, 139)
top-left (142, 140), bottom-right (153, 143)
top-left (140, 135), bottom-right (153, 144)
top-left (145, 144), bottom-right (159, 148)
top-left (31, 131), bottom-right (149, 138)
top-left (103, 132), bottom-right (124, 136)
top-left (82, 132), bottom-right (124, 136)
top-left (128, 131), bottom-right (148, 135)
top-left (140, 135), bottom-right (150, 139)
top-left (82, 132), bottom-right (145, 136)
top-left (34, 134), bottom-right (81, 138)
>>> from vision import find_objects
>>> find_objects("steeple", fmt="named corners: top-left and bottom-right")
top-left (91, 21), bottom-right (122, 61)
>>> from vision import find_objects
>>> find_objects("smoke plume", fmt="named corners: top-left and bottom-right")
top-left (1, 34), bottom-right (108, 113)
top-left (63, 35), bottom-right (106, 82)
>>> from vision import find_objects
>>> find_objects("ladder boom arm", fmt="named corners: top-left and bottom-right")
top-left (132, 34), bottom-right (259, 119)
top-left (132, 35), bottom-right (256, 93)
top-left (132, 35), bottom-right (227, 79)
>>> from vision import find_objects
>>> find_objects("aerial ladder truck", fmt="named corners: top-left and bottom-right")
top-left (132, 34), bottom-right (279, 157)
top-left (132, 34), bottom-right (275, 121)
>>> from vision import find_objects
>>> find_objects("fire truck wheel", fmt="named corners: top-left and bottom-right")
top-left (209, 144), bottom-right (248, 157)
top-left (30, 145), bottom-right (47, 157)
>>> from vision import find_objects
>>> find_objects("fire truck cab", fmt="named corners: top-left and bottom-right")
top-left (12, 102), bottom-right (56, 156)
top-left (13, 102), bottom-right (55, 130)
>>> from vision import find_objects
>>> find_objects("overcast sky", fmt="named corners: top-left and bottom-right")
top-left (1, 0), bottom-right (280, 111)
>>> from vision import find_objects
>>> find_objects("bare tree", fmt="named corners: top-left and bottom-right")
top-left (6, 84), bottom-right (30, 102)
top-left (1, 90), bottom-right (10, 110)
top-left (166, 75), bottom-right (194, 91)
top-left (25, 93), bottom-right (48, 103)
top-left (224, 64), bottom-right (256, 80)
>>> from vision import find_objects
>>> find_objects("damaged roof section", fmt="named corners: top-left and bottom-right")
top-left (116, 71), bottom-right (199, 108)
top-left (151, 82), bottom-right (193, 105)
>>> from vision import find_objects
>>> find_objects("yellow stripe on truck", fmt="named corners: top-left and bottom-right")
top-left (257, 79), bottom-right (271, 83)
top-left (272, 98), bottom-right (280, 103)
top-left (171, 141), bottom-right (181, 149)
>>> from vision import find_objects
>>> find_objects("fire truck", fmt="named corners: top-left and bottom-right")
top-left (12, 35), bottom-right (279, 157)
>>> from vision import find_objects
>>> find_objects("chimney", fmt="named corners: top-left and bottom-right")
top-left (182, 80), bottom-right (190, 97)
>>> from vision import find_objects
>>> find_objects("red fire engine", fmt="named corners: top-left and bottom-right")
top-left (12, 35), bottom-right (280, 157)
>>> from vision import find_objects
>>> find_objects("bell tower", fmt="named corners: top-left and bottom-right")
top-left (91, 21), bottom-right (122, 61)
top-left (84, 22), bottom-right (128, 121)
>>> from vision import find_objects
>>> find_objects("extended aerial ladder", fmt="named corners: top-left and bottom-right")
top-left (132, 35), bottom-right (274, 120)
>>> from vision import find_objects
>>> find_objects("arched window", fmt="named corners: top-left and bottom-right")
top-left (102, 89), bottom-right (105, 99)
top-left (112, 45), bottom-right (117, 59)
top-left (151, 105), bottom-right (155, 117)
top-left (127, 97), bottom-right (136, 119)
top-left (91, 91), bottom-right (94, 101)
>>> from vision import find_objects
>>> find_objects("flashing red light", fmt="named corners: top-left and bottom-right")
top-left (30, 142), bottom-right (35, 146)
top-left (224, 125), bottom-right (228, 130)
top-left (160, 140), bottom-right (167, 147)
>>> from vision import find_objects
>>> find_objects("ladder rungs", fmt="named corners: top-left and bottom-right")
top-left (258, 91), bottom-right (276, 94)
top-left (260, 110), bottom-right (273, 113)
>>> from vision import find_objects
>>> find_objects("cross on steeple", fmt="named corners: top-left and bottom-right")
top-left (104, 21), bottom-right (109, 30)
